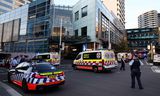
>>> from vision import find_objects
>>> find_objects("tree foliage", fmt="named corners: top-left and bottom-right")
top-left (114, 39), bottom-right (129, 53)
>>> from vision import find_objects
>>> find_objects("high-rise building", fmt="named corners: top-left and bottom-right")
top-left (138, 10), bottom-right (159, 28)
top-left (158, 13), bottom-right (160, 27)
top-left (0, 0), bottom-right (32, 15)
top-left (102, 0), bottom-right (125, 29)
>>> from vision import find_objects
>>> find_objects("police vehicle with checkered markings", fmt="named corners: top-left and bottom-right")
top-left (8, 62), bottom-right (65, 92)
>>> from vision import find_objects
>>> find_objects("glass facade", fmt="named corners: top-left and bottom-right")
top-left (0, 4), bottom-right (28, 52)
top-left (95, 0), bottom-right (123, 46)
top-left (26, 0), bottom-right (51, 53)
top-left (50, 5), bottom-right (73, 52)
top-left (127, 28), bottom-right (159, 49)
top-left (26, 0), bottom-right (73, 53)
top-left (0, 0), bottom-right (73, 53)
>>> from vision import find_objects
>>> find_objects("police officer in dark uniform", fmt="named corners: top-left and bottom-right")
top-left (129, 55), bottom-right (144, 89)
top-left (120, 56), bottom-right (125, 70)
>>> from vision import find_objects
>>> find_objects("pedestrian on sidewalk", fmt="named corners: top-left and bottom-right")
top-left (129, 55), bottom-right (144, 90)
top-left (120, 56), bottom-right (125, 71)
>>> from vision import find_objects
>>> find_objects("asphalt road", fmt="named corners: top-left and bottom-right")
top-left (1, 60), bottom-right (160, 96)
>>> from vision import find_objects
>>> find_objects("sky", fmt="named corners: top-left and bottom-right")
top-left (54, 0), bottom-right (160, 29)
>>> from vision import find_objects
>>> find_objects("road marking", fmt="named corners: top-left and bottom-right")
top-left (0, 81), bottom-right (22, 96)
top-left (144, 60), bottom-right (153, 65)
top-left (2, 80), bottom-right (8, 82)
top-left (151, 66), bottom-right (160, 73)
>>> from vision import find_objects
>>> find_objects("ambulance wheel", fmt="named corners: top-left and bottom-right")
top-left (22, 79), bottom-right (28, 93)
top-left (93, 66), bottom-right (98, 73)
top-left (7, 72), bottom-right (11, 83)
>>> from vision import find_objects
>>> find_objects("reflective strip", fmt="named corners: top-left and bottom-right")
top-left (77, 66), bottom-right (93, 70)
top-left (40, 72), bottom-right (52, 75)
top-left (12, 80), bottom-right (22, 87)
top-left (54, 71), bottom-right (63, 74)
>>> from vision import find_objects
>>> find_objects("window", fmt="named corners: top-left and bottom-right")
top-left (81, 26), bottom-right (87, 36)
top-left (83, 52), bottom-right (101, 60)
top-left (81, 6), bottom-right (87, 17)
top-left (76, 54), bottom-right (81, 60)
top-left (75, 11), bottom-right (79, 21)
top-left (33, 64), bottom-right (56, 73)
top-left (75, 29), bottom-right (78, 37)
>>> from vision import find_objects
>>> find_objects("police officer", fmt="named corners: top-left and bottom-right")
top-left (129, 55), bottom-right (144, 89)
top-left (120, 56), bottom-right (125, 70)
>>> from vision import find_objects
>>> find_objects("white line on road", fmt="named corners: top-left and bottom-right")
top-left (143, 60), bottom-right (153, 65)
top-left (0, 81), bottom-right (22, 96)
top-left (2, 80), bottom-right (8, 82)
top-left (151, 66), bottom-right (160, 73)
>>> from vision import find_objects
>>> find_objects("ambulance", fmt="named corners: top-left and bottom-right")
top-left (36, 52), bottom-right (60, 65)
top-left (153, 54), bottom-right (160, 65)
top-left (72, 50), bottom-right (118, 72)
top-left (117, 52), bottom-right (132, 62)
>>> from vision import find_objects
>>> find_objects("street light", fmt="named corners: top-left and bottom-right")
top-left (59, 18), bottom-right (63, 65)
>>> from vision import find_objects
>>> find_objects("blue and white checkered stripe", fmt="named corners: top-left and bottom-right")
top-left (11, 73), bottom-right (26, 81)
top-left (26, 72), bottom-right (65, 84)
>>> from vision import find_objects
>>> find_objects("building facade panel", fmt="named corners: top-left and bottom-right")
top-left (127, 28), bottom-right (159, 50)
top-left (73, 0), bottom-right (124, 50)
top-left (0, 0), bottom-right (124, 54)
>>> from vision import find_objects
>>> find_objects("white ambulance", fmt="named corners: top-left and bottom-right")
top-left (117, 52), bottom-right (132, 62)
top-left (36, 52), bottom-right (60, 65)
top-left (153, 54), bottom-right (160, 65)
top-left (72, 50), bottom-right (118, 72)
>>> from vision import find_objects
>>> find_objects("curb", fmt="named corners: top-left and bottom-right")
top-left (0, 81), bottom-right (22, 96)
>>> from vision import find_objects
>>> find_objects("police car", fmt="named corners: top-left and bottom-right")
top-left (7, 62), bottom-right (65, 92)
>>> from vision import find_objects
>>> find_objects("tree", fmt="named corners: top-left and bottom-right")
top-left (115, 39), bottom-right (129, 53)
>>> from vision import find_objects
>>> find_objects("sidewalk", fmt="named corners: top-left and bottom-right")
top-left (0, 68), bottom-right (22, 96)
top-left (0, 83), bottom-right (12, 96)
top-left (0, 81), bottom-right (22, 96)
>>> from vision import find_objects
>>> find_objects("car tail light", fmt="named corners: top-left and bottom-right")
top-left (32, 74), bottom-right (46, 79)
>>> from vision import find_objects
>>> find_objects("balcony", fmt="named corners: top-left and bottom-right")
top-left (128, 36), bottom-right (159, 40)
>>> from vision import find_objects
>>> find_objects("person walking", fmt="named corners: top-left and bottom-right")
top-left (120, 56), bottom-right (125, 71)
top-left (129, 55), bottom-right (144, 89)
top-left (10, 56), bottom-right (18, 68)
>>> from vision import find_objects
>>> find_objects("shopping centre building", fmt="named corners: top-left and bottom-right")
top-left (0, 0), bottom-right (124, 57)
